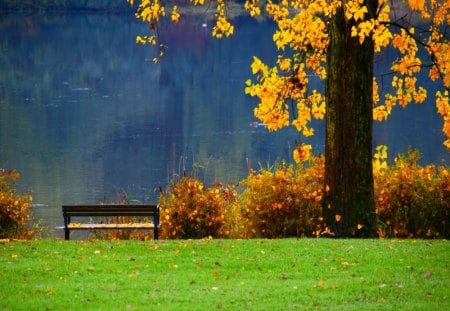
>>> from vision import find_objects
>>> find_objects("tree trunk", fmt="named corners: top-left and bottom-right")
top-left (323, 1), bottom-right (378, 238)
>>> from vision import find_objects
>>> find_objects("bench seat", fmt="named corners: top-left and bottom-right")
top-left (67, 222), bottom-right (155, 229)
top-left (62, 204), bottom-right (159, 240)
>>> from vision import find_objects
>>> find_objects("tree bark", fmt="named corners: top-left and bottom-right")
top-left (323, 1), bottom-right (378, 238)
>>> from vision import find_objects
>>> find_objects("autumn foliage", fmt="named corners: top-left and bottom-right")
top-left (129, 0), bottom-right (449, 152)
top-left (373, 147), bottom-right (449, 238)
top-left (158, 177), bottom-right (237, 239)
top-left (0, 169), bottom-right (33, 239)
top-left (238, 158), bottom-right (324, 238)
top-left (158, 149), bottom-right (448, 239)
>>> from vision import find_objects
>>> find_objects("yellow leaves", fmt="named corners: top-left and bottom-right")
top-left (310, 90), bottom-right (326, 119)
top-left (381, 73), bottom-right (428, 112)
top-left (273, 29), bottom-right (293, 50)
top-left (254, 101), bottom-right (290, 132)
top-left (277, 57), bottom-right (291, 72)
top-left (248, 53), bottom-right (323, 136)
top-left (427, 41), bottom-right (450, 88)
top-left (138, 0), bottom-right (165, 24)
top-left (435, 91), bottom-right (450, 149)
top-left (351, 20), bottom-right (374, 44)
top-left (171, 5), bottom-right (180, 23)
top-left (1, 168), bottom-right (34, 239)
top-left (190, 0), bottom-right (205, 5)
top-left (265, 1), bottom-right (290, 21)
top-left (373, 145), bottom-right (388, 174)
top-left (293, 144), bottom-right (312, 164)
top-left (392, 29), bottom-right (421, 77)
top-left (136, 35), bottom-right (156, 45)
top-left (348, 2), bottom-right (393, 48)
top-left (345, 0), bottom-right (368, 22)
top-left (250, 56), bottom-right (267, 75)
top-left (244, 0), bottom-right (262, 17)
top-left (212, 15), bottom-right (234, 38)
top-left (212, 0), bottom-right (234, 38)
top-left (391, 56), bottom-right (421, 75)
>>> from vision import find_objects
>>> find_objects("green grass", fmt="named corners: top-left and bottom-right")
top-left (1, 239), bottom-right (448, 310)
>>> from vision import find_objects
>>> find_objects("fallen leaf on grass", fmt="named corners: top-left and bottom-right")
top-left (279, 272), bottom-right (290, 280)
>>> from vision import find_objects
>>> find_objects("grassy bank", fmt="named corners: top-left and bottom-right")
top-left (1, 239), bottom-right (448, 310)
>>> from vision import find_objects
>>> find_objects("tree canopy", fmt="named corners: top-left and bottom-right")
top-left (128, 0), bottom-right (449, 152)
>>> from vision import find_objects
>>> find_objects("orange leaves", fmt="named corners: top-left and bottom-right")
top-left (293, 144), bottom-right (312, 164)
top-left (427, 41), bottom-right (450, 87)
top-left (408, 0), bottom-right (425, 11)
top-left (240, 158), bottom-right (324, 238)
top-left (374, 149), bottom-right (449, 238)
top-left (0, 169), bottom-right (33, 239)
top-left (158, 177), bottom-right (236, 239)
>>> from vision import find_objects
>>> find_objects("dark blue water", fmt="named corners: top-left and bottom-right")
top-left (0, 13), bottom-right (448, 237)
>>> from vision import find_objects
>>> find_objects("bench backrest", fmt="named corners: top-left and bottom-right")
top-left (63, 204), bottom-right (159, 217)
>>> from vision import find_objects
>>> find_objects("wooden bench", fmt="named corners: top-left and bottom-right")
top-left (62, 204), bottom-right (159, 240)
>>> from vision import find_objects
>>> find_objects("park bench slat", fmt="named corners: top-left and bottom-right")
top-left (67, 223), bottom-right (155, 229)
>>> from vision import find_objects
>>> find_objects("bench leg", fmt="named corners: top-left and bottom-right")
top-left (64, 228), bottom-right (70, 240)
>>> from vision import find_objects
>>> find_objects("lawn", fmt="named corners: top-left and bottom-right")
top-left (0, 238), bottom-right (448, 310)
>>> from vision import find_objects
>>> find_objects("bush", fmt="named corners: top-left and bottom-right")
top-left (0, 169), bottom-right (33, 239)
top-left (374, 148), bottom-right (449, 238)
top-left (239, 157), bottom-right (324, 238)
top-left (155, 148), bottom-right (448, 240)
top-left (158, 177), bottom-right (237, 239)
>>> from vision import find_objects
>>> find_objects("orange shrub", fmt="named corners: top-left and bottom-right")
top-left (374, 149), bottom-right (449, 238)
top-left (0, 169), bottom-right (33, 239)
top-left (239, 157), bottom-right (324, 238)
top-left (157, 148), bottom-right (448, 240)
top-left (158, 177), bottom-right (237, 239)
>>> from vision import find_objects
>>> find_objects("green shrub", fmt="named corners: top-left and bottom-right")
top-left (0, 169), bottom-right (33, 239)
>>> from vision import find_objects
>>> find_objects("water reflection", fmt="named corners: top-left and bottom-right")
top-left (0, 13), bottom-right (447, 237)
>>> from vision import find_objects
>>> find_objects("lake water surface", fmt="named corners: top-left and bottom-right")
top-left (0, 12), bottom-right (448, 237)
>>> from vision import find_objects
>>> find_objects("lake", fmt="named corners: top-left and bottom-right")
top-left (0, 12), bottom-right (448, 237)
